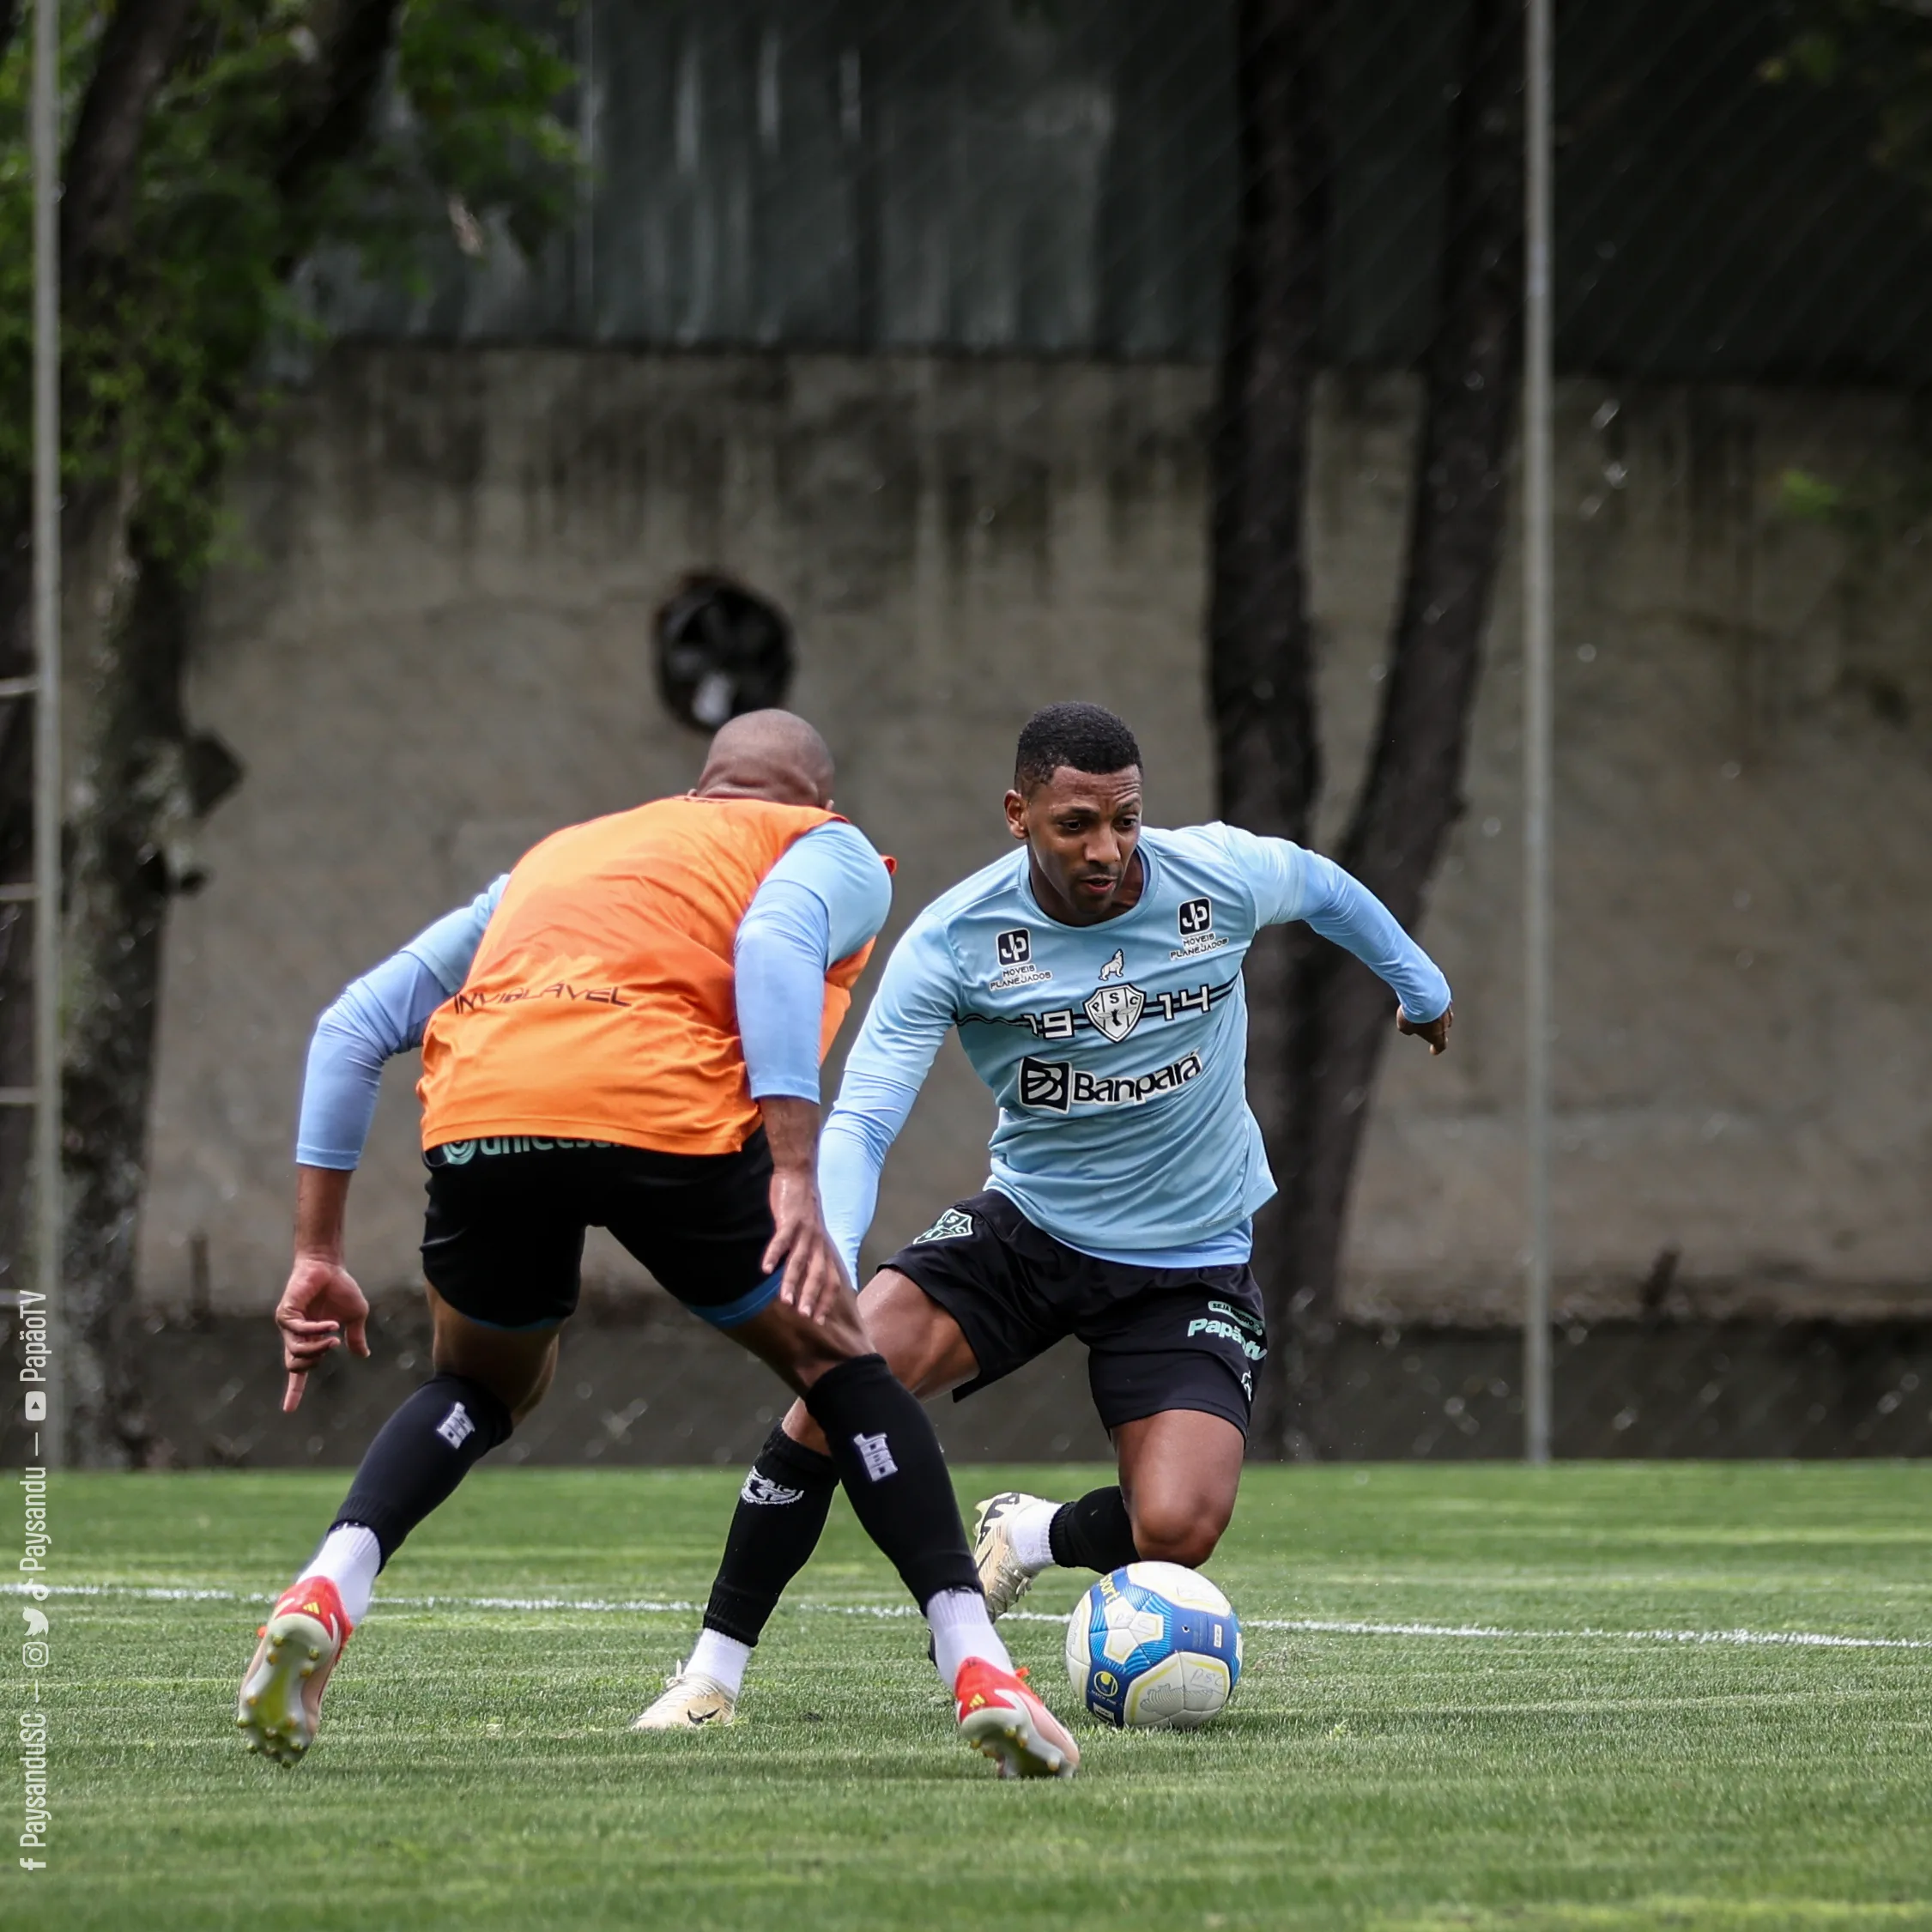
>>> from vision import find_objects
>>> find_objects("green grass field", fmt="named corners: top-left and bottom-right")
top-left (18, 1463), bottom-right (1932, 1929)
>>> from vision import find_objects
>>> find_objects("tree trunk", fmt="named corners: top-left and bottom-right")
top-left (0, 0), bottom-right (397, 1462)
top-left (0, 0), bottom-right (202, 1403)
top-left (0, 508), bottom-right (33, 1304)
top-left (61, 515), bottom-right (239, 1464)
top-left (1204, 0), bottom-right (1333, 1457)
top-left (1269, 0), bottom-right (1524, 1456)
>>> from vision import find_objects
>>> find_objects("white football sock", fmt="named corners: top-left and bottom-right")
top-left (1008, 1497), bottom-right (1063, 1574)
top-left (687, 1626), bottom-right (751, 1697)
top-left (302, 1523), bottom-right (381, 1626)
top-left (926, 1587), bottom-right (1012, 1689)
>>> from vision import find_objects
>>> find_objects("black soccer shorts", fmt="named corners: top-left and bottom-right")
top-left (881, 1190), bottom-right (1267, 1435)
top-left (420, 1131), bottom-right (779, 1330)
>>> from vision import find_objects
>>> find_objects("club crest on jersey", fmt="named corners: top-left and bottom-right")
top-left (914, 1207), bottom-right (975, 1245)
top-left (1083, 980), bottom-right (1146, 1043)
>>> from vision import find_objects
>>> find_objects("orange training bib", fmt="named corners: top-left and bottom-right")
top-left (417, 795), bottom-right (876, 1155)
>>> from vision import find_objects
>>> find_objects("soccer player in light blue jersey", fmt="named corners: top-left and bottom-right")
top-left (639, 701), bottom-right (1452, 1729)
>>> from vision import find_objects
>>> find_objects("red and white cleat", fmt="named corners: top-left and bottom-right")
top-left (236, 1577), bottom-right (354, 1767)
top-left (954, 1657), bottom-right (1080, 1780)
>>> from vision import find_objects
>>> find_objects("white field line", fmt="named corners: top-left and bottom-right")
top-left (6, 1579), bottom-right (1931, 1652)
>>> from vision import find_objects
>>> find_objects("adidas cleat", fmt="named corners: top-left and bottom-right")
top-left (630, 1663), bottom-right (737, 1732)
top-left (972, 1491), bottom-right (1050, 1620)
top-left (235, 1576), bottom-right (353, 1768)
top-left (954, 1658), bottom-right (1079, 1781)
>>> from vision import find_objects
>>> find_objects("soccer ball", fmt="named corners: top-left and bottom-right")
top-left (1063, 1561), bottom-right (1242, 1729)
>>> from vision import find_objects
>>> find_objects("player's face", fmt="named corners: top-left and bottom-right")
top-left (1005, 766), bottom-right (1144, 924)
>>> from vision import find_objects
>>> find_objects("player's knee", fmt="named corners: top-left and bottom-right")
top-left (780, 1400), bottom-right (829, 1456)
top-left (1129, 1495), bottom-right (1230, 1569)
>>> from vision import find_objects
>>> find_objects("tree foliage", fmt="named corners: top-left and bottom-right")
top-left (0, 0), bottom-right (576, 570)
top-left (1765, 0), bottom-right (1932, 201)
top-left (0, 0), bottom-right (578, 1463)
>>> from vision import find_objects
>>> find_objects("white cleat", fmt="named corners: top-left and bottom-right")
top-left (235, 1576), bottom-right (354, 1768)
top-left (972, 1491), bottom-right (1050, 1620)
top-left (630, 1662), bottom-right (738, 1731)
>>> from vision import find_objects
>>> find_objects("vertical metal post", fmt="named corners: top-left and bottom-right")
top-left (32, 0), bottom-right (64, 1464)
top-left (1522, 0), bottom-right (1554, 1465)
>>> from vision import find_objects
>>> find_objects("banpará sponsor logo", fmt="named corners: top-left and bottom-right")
top-left (1016, 1051), bottom-right (1204, 1114)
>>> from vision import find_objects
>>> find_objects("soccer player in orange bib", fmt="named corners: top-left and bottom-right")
top-left (236, 712), bottom-right (1077, 1780)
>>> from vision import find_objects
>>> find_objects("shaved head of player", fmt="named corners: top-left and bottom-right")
top-left (237, 707), bottom-right (1081, 1781)
top-left (645, 700), bottom-right (1455, 1731)
top-left (694, 709), bottom-right (837, 809)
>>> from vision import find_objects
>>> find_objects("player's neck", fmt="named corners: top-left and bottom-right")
top-left (1027, 848), bottom-right (1145, 927)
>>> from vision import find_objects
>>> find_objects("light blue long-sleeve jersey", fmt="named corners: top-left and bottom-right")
top-left (294, 821), bottom-right (890, 1167)
top-left (817, 823), bottom-right (1451, 1277)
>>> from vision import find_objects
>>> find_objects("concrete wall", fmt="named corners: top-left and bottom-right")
top-left (140, 347), bottom-right (1932, 1328)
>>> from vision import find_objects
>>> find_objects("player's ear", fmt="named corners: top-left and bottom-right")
top-left (1003, 788), bottom-right (1028, 840)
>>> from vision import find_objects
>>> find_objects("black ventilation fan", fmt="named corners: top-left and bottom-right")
top-left (655, 574), bottom-right (796, 731)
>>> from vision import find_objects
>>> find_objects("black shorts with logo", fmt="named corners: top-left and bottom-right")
top-left (421, 1132), bottom-right (779, 1331)
top-left (881, 1190), bottom-right (1266, 1435)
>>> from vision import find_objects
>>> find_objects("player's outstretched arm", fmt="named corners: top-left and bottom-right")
top-left (281, 878), bottom-right (504, 1410)
top-left (1233, 828), bottom-right (1454, 1053)
top-left (278, 1166), bottom-right (371, 1414)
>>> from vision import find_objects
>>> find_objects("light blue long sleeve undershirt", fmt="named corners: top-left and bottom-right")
top-left (294, 880), bottom-right (507, 1168)
top-left (816, 838), bottom-right (1451, 1281)
top-left (732, 821), bottom-right (892, 1104)
top-left (294, 821), bottom-right (889, 1169)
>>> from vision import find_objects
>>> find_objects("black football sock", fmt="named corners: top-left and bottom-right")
top-left (801, 1354), bottom-right (979, 1608)
top-left (701, 1425), bottom-right (840, 1646)
top-left (1048, 1486), bottom-right (1140, 1575)
top-left (331, 1372), bottom-right (514, 1565)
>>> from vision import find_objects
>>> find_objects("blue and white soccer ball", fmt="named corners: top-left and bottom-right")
top-left (1063, 1561), bottom-right (1242, 1729)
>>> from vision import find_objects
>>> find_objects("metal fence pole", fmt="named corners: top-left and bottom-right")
top-left (1522, 0), bottom-right (1554, 1465)
top-left (33, 0), bottom-right (64, 1465)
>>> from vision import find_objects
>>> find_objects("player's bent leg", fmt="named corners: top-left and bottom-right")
top-left (718, 1288), bottom-right (1074, 1776)
top-left (973, 1410), bottom-right (1245, 1622)
top-left (652, 1267), bottom-right (984, 1729)
top-left (239, 1290), bottom-right (551, 1765)
top-left (1114, 1408), bottom-right (1246, 1569)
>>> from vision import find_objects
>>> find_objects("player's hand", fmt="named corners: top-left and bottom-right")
top-left (276, 1253), bottom-right (371, 1413)
top-left (1397, 1002), bottom-right (1453, 1055)
top-left (764, 1165), bottom-right (852, 1324)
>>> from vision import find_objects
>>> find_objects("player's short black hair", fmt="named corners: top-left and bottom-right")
top-left (1014, 703), bottom-right (1143, 792)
